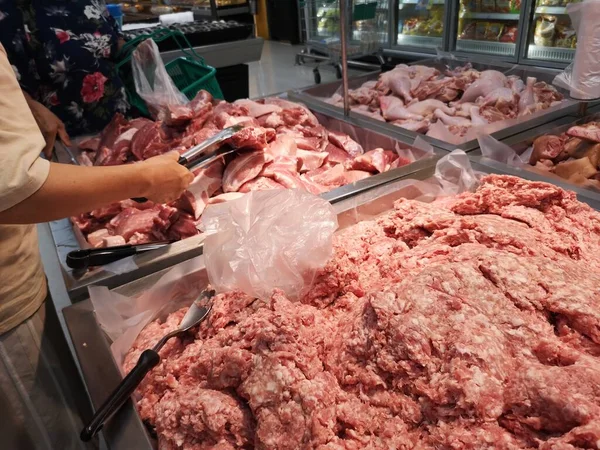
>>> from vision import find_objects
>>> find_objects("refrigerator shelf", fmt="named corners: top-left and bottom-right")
top-left (460, 12), bottom-right (520, 20)
top-left (397, 34), bottom-right (443, 47)
top-left (527, 45), bottom-right (575, 62)
top-left (400, 0), bottom-right (445, 4)
top-left (456, 39), bottom-right (516, 56)
top-left (535, 6), bottom-right (568, 14)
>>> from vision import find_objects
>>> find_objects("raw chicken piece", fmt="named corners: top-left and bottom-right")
top-left (518, 77), bottom-right (537, 116)
top-left (379, 96), bottom-right (423, 121)
top-left (507, 75), bottom-right (526, 94)
top-left (406, 99), bottom-right (455, 117)
top-left (453, 102), bottom-right (477, 118)
top-left (346, 148), bottom-right (387, 173)
top-left (567, 124), bottom-right (600, 143)
top-left (297, 150), bottom-right (328, 172)
top-left (459, 71), bottom-right (506, 104)
top-left (222, 152), bottom-right (272, 193)
top-left (327, 130), bottom-right (364, 157)
top-left (351, 105), bottom-right (385, 121)
top-left (392, 119), bottom-right (431, 133)
top-left (479, 87), bottom-right (519, 116)
top-left (533, 81), bottom-right (563, 108)
top-left (238, 177), bottom-right (285, 193)
top-left (479, 106), bottom-right (509, 123)
top-left (469, 106), bottom-right (489, 126)
top-left (434, 109), bottom-right (472, 127)
top-left (233, 99), bottom-right (282, 118)
top-left (426, 122), bottom-right (463, 144)
top-left (388, 75), bottom-right (413, 102)
top-left (348, 87), bottom-right (378, 105)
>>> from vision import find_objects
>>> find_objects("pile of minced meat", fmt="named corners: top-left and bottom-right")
top-left (124, 174), bottom-right (600, 450)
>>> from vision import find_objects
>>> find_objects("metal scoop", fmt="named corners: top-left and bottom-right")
top-left (80, 289), bottom-right (215, 442)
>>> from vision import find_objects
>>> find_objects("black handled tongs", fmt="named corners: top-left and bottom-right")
top-left (132, 124), bottom-right (243, 203)
top-left (66, 241), bottom-right (172, 270)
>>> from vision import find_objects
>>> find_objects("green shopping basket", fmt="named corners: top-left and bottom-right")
top-left (115, 28), bottom-right (224, 117)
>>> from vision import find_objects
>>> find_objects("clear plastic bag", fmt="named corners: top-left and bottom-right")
top-left (478, 133), bottom-right (529, 167)
top-left (132, 38), bottom-right (188, 119)
top-left (553, 0), bottom-right (600, 100)
top-left (202, 189), bottom-right (338, 301)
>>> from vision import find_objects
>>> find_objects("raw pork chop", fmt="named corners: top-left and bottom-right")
top-left (222, 152), bottom-right (272, 192)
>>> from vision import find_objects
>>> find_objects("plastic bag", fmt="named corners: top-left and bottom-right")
top-left (478, 133), bottom-right (528, 167)
top-left (202, 189), bottom-right (338, 301)
top-left (553, 0), bottom-right (600, 100)
top-left (132, 38), bottom-right (188, 119)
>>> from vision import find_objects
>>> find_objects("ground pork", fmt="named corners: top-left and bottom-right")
top-left (123, 174), bottom-right (600, 449)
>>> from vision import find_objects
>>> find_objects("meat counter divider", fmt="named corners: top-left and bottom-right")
top-left (288, 56), bottom-right (581, 153)
top-left (50, 102), bottom-right (446, 302)
top-left (470, 112), bottom-right (600, 207)
top-left (63, 159), bottom-right (600, 450)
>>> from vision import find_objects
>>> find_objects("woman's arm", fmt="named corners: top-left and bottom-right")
top-left (0, 152), bottom-right (194, 224)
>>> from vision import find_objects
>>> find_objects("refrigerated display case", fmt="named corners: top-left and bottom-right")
top-left (519, 0), bottom-right (580, 68)
top-left (393, 0), bottom-right (450, 56)
top-left (449, 0), bottom-right (526, 61)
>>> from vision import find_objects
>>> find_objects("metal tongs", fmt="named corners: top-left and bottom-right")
top-left (66, 241), bottom-right (172, 270)
top-left (132, 124), bottom-right (244, 203)
top-left (80, 289), bottom-right (215, 442)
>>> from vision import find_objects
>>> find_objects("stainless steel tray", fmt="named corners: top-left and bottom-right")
top-left (471, 112), bottom-right (600, 206)
top-left (288, 57), bottom-right (581, 153)
top-left (63, 159), bottom-right (600, 450)
top-left (51, 107), bottom-right (444, 301)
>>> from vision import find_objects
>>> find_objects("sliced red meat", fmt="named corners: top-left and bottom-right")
top-left (238, 177), bottom-right (286, 193)
top-left (324, 143), bottom-right (351, 164)
top-left (260, 156), bottom-right (299, 178)
top-left (186, 160), bottom-right (225, 218)
top-left (234, 99), bottom-right (282, 118)
top-left (109, 207), bottom-right (164, 241)
top-left (222, 151), bottom-right (271, 193)
top-left (328, 130), bottom-right (364, 157)
top-left (297, 150), bottom-right (328, 173)
top-left (90, 203), bottom-right (122, 221)
top-left (96, 113), bottom-right (129, 151)
top-left (87, 229), bottom-right (111, 248)
top-left (167, 213), bottom-right (199, 241)
top-left (78, 137), bottom-right (100, 152)
top-left (188, 90), bottom-right (214, 110)
top-left (151, 205), bottom-right (180, 241)
top-left (228, 126), bottom-right (275, 150)
top-left (266, 135), bottom-right (297, 158)
top-left (346, 148), bottom-right (387, 173)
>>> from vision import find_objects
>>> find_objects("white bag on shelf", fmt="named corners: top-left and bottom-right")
top-left (553, 0), bottom-right (600, 100)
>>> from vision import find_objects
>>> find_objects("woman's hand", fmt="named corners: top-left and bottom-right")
top-left (23, 92), bottom-right (71, 157)
top-left (139, 151), bottom-right (195, 204)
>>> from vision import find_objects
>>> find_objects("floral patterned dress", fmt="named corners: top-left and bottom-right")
top-left (0, 0), bottom-right (129, 135)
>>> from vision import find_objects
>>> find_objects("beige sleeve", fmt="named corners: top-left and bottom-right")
top-left (0, 44), bottom-right (49, 213)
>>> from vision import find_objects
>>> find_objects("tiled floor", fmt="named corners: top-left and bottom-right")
top-left (248, 40), bottom-right (361, 98)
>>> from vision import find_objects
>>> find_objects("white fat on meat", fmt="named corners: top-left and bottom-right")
top-left (222, 151), bottom-right (272, 193)
top-left (266, 135), bottom-right (297, 158)
top-left (233, 99), bottom-right (282, 118)
top-left (238, 176), bottom-right (285, 193)
top-left (346, 148), bottom-right (387, 173)
top-left (186, 160), bottom-right (225, 218)
top-left (327, 130), bottom-right (364, 157)
top-left (208, 192), bottom-right (246, 204)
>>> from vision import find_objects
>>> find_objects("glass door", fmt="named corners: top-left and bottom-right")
top-left (395, 0), bottom-right (448, 53)
top-left (523, 0), bottom-right (580, 66)
top-left (454, 0), bottom-right (523, 59)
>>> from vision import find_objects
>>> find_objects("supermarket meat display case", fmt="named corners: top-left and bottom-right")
top-left (47, 101), bottom-right (444, 302)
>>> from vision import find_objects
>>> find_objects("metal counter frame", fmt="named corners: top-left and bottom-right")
top-left (288, 57), bottom-right (581, 153)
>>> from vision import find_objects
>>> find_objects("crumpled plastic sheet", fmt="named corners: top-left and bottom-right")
top-left (478, 133), bottom-right (530, 167)
top-left (202, 189), bottom-right (338, 301)
top-left (132, 38), bottom-right (188, 120)
top-left (90, 150), bottom-right (483, 370)
top-left (553, 0), bottom-right (600, 100)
